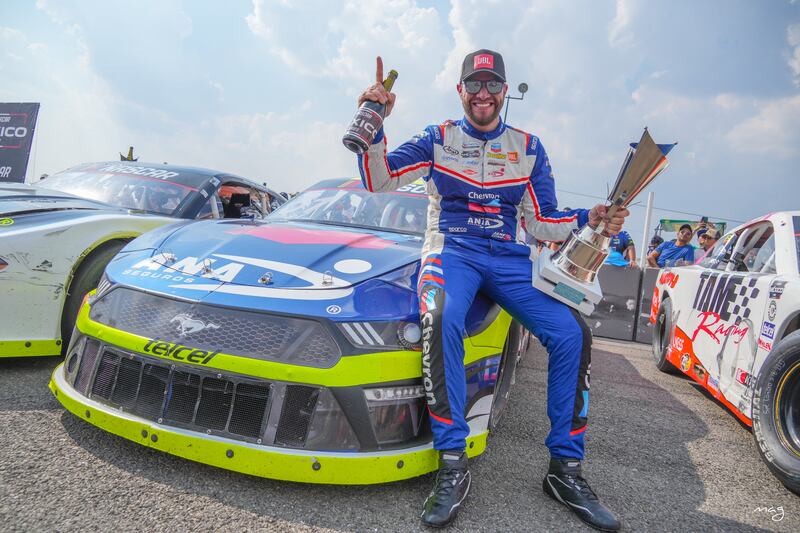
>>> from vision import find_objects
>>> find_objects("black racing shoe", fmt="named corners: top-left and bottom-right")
top-left (542, 458), bottom-right (621, 532)
top-left (420, 451), bottom-right (471, 528)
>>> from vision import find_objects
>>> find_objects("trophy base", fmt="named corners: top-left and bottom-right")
top-left (533, 248), bottom-right (602, 316)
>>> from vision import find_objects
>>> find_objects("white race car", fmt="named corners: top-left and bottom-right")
top-left (0, 161), bottom-right (285, 359)
top-left (651, 211), bottom-right (800, 494)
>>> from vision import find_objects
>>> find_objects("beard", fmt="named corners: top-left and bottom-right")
top-left (461, 97), bottom-right (503, 127)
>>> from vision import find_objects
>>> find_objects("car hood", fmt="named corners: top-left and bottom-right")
top-left (0, 183), bottom-right (114, 216)
top-left (112, 219), bottom-right (422, 294)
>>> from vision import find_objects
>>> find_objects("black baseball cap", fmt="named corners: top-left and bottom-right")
top-left (460, 49), bottom-right (506, 82)
top-left (679, 223), bottom-right (693, 232)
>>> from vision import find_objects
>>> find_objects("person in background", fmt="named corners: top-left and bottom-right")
top-left (697, 227), bottom-right (720, 253)
top-left (648, 224), bottom-right (695, 267)
top-left (604, 230), bottom-right (637, 267)
top-left (646, 234), bottom-right (664, 256)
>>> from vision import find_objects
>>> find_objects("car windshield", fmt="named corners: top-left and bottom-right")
top-left (698, 231), bottom-right (738, 270)
top-left (40, 170), bottom-right (196, 216)
top-left (269, 185), bottom-right (428, 235)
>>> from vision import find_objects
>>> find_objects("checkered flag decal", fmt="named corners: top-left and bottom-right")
top-left (731, 277), bottom-right (759, 320)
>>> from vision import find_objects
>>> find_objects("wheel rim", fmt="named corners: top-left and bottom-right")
top-left (775, 360), bottom-right (800, 457)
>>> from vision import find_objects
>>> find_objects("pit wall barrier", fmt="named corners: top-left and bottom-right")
top-left (583, 265), bottom-right (660, 344)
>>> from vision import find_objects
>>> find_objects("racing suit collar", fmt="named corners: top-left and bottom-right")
top-left (459, 117), bottom-right (506, 141)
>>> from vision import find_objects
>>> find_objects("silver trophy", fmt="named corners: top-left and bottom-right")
top-left (533, 129), bottom-right (677, 315)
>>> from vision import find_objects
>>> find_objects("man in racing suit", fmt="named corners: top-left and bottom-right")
top-left (356, 50), bottom-right (628, 530)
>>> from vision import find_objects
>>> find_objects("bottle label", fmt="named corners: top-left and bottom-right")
top-left (344, 105), bottom-right (383, 149)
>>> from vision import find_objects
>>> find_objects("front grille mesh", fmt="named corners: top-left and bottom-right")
top-left (275, 386), bottom-right (319, 446)
top-left (89, 287), bottom-right (341, 368)
top-left (74, 338), bottom-right (101, 394)
top-left (77, 346), bottom-right (327, 446)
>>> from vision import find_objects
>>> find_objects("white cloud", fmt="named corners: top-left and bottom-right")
top-left (726, 95), bottom-right (800, 158)
top-left (2, 0), bottom-right (797, 232)
top-left (433, 0), bottom-right (476, 91)
top-left (608, 0), bottom-right (635, 48)
top-left (788, 23), bottom-right (800, 86)
top-left (246, 0), bottom-right (446, 87)
top-left (0, 27), bottom-right (25, 39)
top-left (208, 80), bottom-right (225, 102)
top-left (140, 112), bottom-right (354, 194)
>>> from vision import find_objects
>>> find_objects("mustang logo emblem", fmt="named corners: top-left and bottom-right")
top-left (170, 314), bottom-right (220, 336)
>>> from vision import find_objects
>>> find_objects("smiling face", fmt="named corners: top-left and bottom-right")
top-left (699, 233), bottom-right (718, 251)
top-left (677, 227), bottom-right (693, 245)
top-left (458, 71), bottom-right (507, 131)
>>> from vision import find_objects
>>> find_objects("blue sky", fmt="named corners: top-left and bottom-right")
top-left (2, 0), bottom-right (799, 249)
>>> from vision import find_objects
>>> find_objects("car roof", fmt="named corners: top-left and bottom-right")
top-left (726, 211), bottom-right (800, 235)
top-left (53, 161), bottom-right (265, 190)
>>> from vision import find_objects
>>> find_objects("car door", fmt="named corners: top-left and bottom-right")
top-left (692, 221), bottom-right (777, 415)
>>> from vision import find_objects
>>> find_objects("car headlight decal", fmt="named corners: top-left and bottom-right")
top-left (364, 385), bottom-right (425, 402)
top-left (337, 320), bottom-right (422, 351)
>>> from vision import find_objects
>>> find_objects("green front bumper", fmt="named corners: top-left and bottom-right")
top-left (50, 364), bottom-right (488, 484)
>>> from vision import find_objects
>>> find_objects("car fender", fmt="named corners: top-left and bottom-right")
top-left (0, 213), bottom-right (174, 356)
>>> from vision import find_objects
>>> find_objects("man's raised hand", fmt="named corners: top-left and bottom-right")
top-left (358, 56), bottom-right (396, 117)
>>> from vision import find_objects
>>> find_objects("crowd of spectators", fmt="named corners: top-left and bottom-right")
top-left (527, 219), bottom-right (722, 270)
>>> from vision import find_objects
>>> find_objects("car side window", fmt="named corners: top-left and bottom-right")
top-left (196, 194), bottom-right (223, 219)
top-left (218, 183), bottom-right (264, 219)
top-left (744, 224), bottom-right (776, 274)
top-left (699, 231), bottom-right (739, 270)
top-left (730, 222), bottom-right (775, 274)
top-left (251, 190), bottom-right (270, 215)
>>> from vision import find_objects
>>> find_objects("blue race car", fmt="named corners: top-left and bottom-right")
top-left (50, 178), bottom-right (527, 484)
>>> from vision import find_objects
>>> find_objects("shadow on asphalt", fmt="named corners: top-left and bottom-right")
top-left (687, 381), bottom-right (753, 431)
top-left (0, 356), bottom-right (61, 412)
top-left (55, 340), bottom-right (766, 532)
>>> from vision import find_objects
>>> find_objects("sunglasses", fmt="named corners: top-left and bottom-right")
top-left (463, 79), bottom-right (505, 94)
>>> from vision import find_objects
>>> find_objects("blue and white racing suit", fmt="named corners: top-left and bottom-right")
top-left (358, 118), bottom-right (592, 460)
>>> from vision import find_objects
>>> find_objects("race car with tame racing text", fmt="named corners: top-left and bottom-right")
top-left (49, 178), bottom-right (527, 484)
top-left (651, 211), bottom-right (800, 494)
top-left (0, 161), bottom-right (285, 358)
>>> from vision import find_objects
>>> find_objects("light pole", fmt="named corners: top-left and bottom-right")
top-left (503, 82), bottom-right (528, 123)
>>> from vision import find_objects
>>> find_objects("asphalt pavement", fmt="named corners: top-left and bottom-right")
top-left (1, 338), bottom-right (798, 532)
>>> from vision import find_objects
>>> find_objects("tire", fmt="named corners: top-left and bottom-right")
top-left (752, 330), bottom-right (800, 495)
top-left (60, 241), bottom-right (126, 352)
top-left (652, 297), bottom-right (679, 374)
top-left (489, 321), bottom-right (525, 430)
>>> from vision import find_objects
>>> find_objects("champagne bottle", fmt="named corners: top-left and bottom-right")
top-left (342, 70), bottom-right (398, 154)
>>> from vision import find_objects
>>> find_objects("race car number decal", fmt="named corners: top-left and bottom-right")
top-left (397, 182), bottom-right (426, 194)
